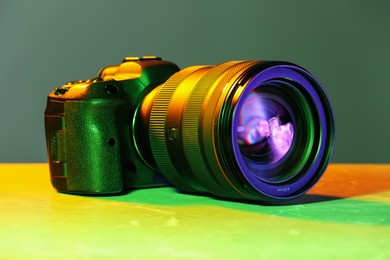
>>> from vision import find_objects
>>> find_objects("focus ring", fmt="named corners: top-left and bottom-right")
top-left (149, 66), bottom-right (205, 191)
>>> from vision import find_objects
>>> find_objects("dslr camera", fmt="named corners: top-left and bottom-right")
top-left (45, 56), bottom-right (334, 202)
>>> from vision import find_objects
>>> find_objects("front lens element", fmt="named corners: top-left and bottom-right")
top-left (138, 60), bottom-right (335, 202)
top-left (237, 89), bottom-right (295, 165)
top-left (233, 79), bottom-right (318, 185)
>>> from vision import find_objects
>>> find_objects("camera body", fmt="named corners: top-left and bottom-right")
top-left (45, 56), bottom-right (335, 202)
top-left (44, 56), bottom-right (179, 194)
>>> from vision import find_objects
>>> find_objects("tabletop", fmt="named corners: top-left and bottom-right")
top-left (0, 164), bottom-right (389, 259)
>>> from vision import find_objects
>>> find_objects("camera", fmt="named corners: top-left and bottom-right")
top-left (45, 56), bottom-right (335, 202)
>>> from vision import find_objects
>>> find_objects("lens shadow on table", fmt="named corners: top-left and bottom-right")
top-left (94, 164), bottom-right (390, 225)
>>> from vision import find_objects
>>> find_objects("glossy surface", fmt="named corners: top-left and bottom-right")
top-left (1, 164), bottom-right (389, 259)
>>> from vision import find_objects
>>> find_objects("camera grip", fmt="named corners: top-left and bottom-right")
top-left (46, 98), bottom-right (126, 194)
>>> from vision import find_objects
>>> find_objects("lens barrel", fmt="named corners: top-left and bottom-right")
top-left (137, 61), bottom-right (335, 202)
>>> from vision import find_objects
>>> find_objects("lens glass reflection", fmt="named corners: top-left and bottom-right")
top-left (237, 90), bottom-right (294, 164)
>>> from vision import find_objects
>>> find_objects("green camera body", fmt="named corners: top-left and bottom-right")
top-left (44, 57), bottom-right (179, 194)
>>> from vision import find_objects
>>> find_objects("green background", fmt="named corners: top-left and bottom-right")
top-left (0, 0), bottom-right (389, 163)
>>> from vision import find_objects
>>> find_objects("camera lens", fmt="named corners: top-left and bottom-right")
top-left (137, 61), bottom-right (334, 202)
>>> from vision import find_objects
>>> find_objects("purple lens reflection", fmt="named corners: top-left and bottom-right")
top-left (237, 91), bottom-right (294, 164)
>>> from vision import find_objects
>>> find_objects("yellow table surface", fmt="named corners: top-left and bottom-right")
top-left (1, 164), bottom-right (389, 259)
